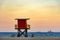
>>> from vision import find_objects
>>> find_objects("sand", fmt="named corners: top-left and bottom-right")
top-left (0, 37), bottom-right (60, 40)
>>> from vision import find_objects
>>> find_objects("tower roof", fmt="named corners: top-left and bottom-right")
top-left (15, 18), bottom-right (29, 20)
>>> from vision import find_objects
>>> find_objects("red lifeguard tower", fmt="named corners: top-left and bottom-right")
top-left (15, 18), bottom-right (30, 37)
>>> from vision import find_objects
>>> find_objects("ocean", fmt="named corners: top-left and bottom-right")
top-left (0, 32), bottom-right (60, 37)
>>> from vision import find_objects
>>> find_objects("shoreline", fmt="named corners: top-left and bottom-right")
top-left (0, 37), bottom-right (60, 40)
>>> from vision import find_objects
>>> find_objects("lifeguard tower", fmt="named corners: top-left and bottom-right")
top-left (15, 18), bottom-right (30, 37)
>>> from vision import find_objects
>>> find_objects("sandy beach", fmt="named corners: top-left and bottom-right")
top-left (0, 37), bottom-right (60, 40)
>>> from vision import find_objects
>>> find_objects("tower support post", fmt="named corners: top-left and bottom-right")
top-left (24, 28), bottom-right (28, 37)
top-left (17, 29), bottom-right (20, 37)
top-left (17, 28), bottom-right (28, 37)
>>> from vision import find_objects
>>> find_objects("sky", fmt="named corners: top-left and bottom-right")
top-left (0, 0), bottom-right (60, 32)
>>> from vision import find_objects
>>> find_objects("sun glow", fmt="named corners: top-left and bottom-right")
top-left (0, 0), bottom-right (60, 32)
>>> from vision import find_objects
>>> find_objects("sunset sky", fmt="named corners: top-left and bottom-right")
top-left (0, 0), bottom-right (60, 32)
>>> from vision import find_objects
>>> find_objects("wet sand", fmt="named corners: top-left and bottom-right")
top-left (0, 37), bottom-right (60, 40)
